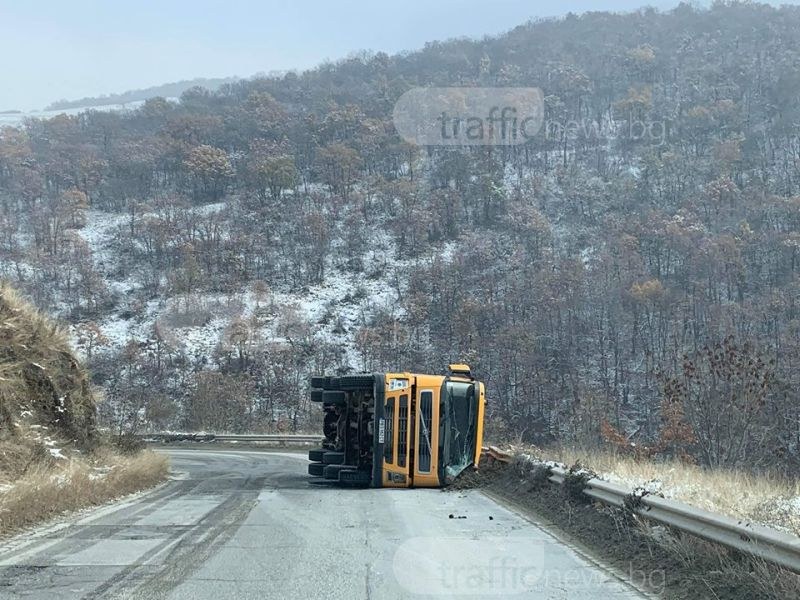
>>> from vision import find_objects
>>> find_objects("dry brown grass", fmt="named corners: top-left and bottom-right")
top-left (510, 444), bottom-right (800, 534)
top-left (0, 283), bottom-right (169, 538)
top-left (0, 282), bottom-right (95, 443)
top-left (0, 449), bottom-right (169, 537)
top-left (659, 527), bottom-right (800, 598)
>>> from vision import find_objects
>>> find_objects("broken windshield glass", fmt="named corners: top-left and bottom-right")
top-left (442, 381), bottom-right (478, 480)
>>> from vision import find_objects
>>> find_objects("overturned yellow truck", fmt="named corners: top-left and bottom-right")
top-left (307, 365), bottom-right (486, 487)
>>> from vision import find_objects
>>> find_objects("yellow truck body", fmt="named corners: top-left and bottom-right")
top-left (307, 365), bottom-right (486, 488)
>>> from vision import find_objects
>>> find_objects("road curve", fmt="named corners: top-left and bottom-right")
top-left (0, 449), bottom-right (645, 599)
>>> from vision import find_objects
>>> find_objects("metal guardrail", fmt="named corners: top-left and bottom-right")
top-left (487, 449), bottom-right (800, 574)
top-left (139, 432), bottom-right (322, 444)
top-left (483, 446), bottom-right (513, 464)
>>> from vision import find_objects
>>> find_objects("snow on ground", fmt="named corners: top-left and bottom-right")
top-left (80, 209), bottom-right (127, 246)
top-left (0, 262), bottom-right (35, 285)
top-left (192, 201), bottom-right (228, 216)
top-left (70, 204), bottom-right (457, 371)
top-left (79, 203), bottom-right (227, 272)
top-left (88, 297), bottom-right (160, 347)
top-left (263, 229), bottom-right (402, 368)
top-left (0, 99), bottom-right (158, 128)
top-left (48, 448), bottom-right (66, 460)
top-left (172, 315), bottom-right (229, 358)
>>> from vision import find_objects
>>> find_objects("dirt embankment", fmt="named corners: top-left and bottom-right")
top-left (0, 283), bottom-right (168, 537)
top-left (455, 461), bottom-right (800, 600)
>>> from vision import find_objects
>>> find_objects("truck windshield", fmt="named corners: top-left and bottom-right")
top-left (442, 381), bottom-right (478, 480)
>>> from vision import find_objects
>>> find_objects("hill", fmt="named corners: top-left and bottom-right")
top-left (43, 76), bottom-right (239, 111)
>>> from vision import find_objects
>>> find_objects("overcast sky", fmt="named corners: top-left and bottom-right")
top-left (0, 0), bottom-right (793, 110)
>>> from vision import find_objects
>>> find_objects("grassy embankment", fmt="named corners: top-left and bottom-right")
top-left (515, 445), bottom-right (800, 535)
top-left (0, 284), bottom-right (168, 537)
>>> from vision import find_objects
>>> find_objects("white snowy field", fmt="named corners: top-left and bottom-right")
top-left (0, 99), bottom-right (171, 128)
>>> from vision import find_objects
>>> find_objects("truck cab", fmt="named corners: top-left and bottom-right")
top-left (307, 365), bottom-right (486, 488)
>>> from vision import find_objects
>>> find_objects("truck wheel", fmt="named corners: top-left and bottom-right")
top-left (308, 448), bottom-right (327, 462)
top-left (311, 376), bottom-right (341, 390)
top-left (338, 374), bottom-right (374, 391)
top-left (322, 390), bottom-right (347, 405)
top-left (322, 451), bottom-right (345, 464)
top-left (310, 388), bottom-right (324, 402)
top-left (308, 463), bottom-right (325, 477)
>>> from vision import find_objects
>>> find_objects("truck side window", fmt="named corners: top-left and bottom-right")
top-left (398, 395), bottom-right (408, 468)
top-left (384, 397), bottom-right (395, 464)
top-left (418, 390), bottom-right (433, 473)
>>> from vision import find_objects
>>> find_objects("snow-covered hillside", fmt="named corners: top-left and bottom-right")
top-left (71, 200), bottom-right (454, 374)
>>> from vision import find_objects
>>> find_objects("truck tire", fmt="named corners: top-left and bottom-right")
top-left (308, 448), bottom-right (327, 462)
top-left (310, 388), bottom-right (324, 402)
top-left (321, 390), bottom-right (346, 405)
top-left (323, 464), bottom-right (355, 480)
top-left (310, 376), bottom-right (328, 388)
top-left (322, 451), bottom-right (345, 465)
top-left (308, 463), bottom-right (325, 477)
top-left (310, 376), bottom-right (341, 390)
top-left (338, 374), bottom-right (375, 391)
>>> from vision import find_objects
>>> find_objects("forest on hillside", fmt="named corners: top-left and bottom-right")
top-left (2, 1), bottom-right (800, 472)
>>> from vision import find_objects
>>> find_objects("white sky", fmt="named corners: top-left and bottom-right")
top-left (0, 0), bottom-right (794, 110)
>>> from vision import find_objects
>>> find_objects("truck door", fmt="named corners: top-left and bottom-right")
top-left (381, 377), bottom-right (412, 488)
top-left (412, 376), bottom-right (442, 487)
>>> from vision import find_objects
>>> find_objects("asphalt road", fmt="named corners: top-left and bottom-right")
top-left (0, 449), bottom-right (645, 599)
